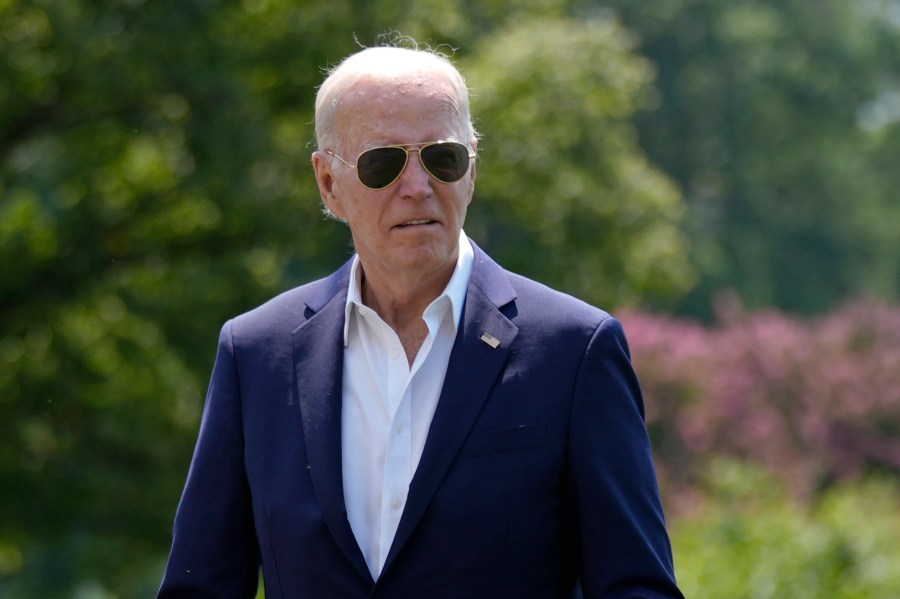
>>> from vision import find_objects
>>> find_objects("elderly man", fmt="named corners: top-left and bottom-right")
top-left (159, 43), bottom-right (682, 598)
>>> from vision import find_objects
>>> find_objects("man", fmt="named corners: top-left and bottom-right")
top-left (159, 43), bottom-right (682, 598)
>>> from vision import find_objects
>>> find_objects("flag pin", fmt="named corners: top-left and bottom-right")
top-left (480, 332), bottom-right (500, 349)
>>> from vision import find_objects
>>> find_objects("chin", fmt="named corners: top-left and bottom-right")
top-left (396, 244), bottom-right (455, 272)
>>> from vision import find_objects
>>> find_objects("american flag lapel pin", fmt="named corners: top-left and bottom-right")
top-left (480, 332), bottom-right (500, 349)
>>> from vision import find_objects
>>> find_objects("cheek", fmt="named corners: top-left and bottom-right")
top-left (454, 195), bottom-right (471, 225)
top-left (327, 196), bottom-right (347, 219)
top-left (462, 183), bottom-right (475, 208)
top-left (339, 194), bottom-right (381, 233)
top-left (326, 177), bottom-right (361, 220)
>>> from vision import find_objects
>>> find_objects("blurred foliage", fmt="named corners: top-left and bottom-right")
top-left (606, 0), bottom-right (900, 316)
top-left (463, 15), bottom-right (692, 306)
top-left (2, 0), bottom-right (899, 596)
top-left (672, 459), bottom-right (900, 598)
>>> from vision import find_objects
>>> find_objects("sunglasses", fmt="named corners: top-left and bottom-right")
top-left (326, 141), bottom-right (475, 190)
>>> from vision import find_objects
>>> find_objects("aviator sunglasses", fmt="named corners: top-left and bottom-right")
top-left (326, 141), bottom-right (476, 190)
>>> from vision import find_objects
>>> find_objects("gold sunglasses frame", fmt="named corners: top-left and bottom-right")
top-left (325, 140), bottom-right (476, 190)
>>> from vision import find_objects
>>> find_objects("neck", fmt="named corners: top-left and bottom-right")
top-left (360, 264), bottom-right (450, 329)
top-left (358, 261), bottom-right (454, 365)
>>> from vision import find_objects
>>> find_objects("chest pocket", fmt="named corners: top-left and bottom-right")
top-left (457, 422), bottom-right (547, 459)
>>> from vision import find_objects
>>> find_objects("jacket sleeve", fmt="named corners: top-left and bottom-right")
top-left (568, 316), bottom-right (683, 599)
top-left (158, 320), bottom-right (261, 598)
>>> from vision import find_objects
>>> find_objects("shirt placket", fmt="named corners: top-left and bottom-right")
top-left (377, 329), bottom-right (413, 573)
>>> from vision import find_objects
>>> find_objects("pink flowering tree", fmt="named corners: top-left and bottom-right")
top-left (620, 298), bottom-right (900, 507)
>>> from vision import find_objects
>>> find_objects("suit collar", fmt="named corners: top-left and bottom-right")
top-left (302, 256), bottom-right (354, 316)
top-left (467, 238), bottom-right (517, 310)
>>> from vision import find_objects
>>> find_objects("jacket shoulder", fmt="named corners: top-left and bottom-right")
top-left (502, 270), bottom-right (614, 331)
top-left (227, 262), bottom-right (351, 344)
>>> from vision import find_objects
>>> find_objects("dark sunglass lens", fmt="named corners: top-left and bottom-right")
top-left (421, 143), bottom-right (470, 183)
top-left (357, 147), bottom-right (408, 189)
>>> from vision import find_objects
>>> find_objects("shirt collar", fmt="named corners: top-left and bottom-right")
top-left (343, 231), bottom-right (474, 345)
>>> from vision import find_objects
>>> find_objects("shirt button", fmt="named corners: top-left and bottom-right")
top-left (389, 349), bottom-right (399, 360)
top-left (395, 423), bottom-right (404, 433)
top-left (391, 498), bottom-right (402, 510)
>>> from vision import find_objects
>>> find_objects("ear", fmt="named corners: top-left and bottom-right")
top-left (466, 163), bottom-right (476, 205)
top-left (466, 140), bottom-right (477, 204)
top-left (312, 151), bottom-right (347, 219)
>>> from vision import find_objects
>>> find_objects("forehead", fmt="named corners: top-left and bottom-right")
top-left (337, 74), bottom-right (465, 151)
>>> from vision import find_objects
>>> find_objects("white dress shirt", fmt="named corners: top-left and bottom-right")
top-left (341, 232), bottom-right (474, 579)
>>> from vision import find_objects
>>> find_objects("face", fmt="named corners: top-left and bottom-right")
top-left (313, 73), bottom-right (476, 289)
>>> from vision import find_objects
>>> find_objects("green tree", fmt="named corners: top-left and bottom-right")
top-left (606, 0), bottom-right (900, 317)
top-left (461, 15), bottom-right (691, 307)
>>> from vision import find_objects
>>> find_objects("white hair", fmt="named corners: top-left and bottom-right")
top-left (314, 43), bottom-right (478, 154)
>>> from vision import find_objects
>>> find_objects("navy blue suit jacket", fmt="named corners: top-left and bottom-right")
top-left (159, 243), bottom-right (682, 598)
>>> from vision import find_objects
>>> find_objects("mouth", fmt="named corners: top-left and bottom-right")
top-left (396, 219), bottom-right (437, 228)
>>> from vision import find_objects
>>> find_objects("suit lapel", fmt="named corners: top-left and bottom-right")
top-left (382, 245), bottom-right (519, 573)
top-left (292, 260), bottom-right (373, 584)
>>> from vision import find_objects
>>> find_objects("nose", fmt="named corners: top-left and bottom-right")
top-left (396, 149), bottom-right (432, 195)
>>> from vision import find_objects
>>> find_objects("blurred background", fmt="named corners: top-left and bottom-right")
top-left (2, 0), bottom-right (899, 597)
